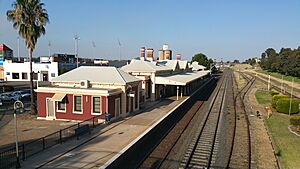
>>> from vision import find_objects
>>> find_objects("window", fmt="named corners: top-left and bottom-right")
top-left (73, 95), bottom-right (82, 112)
top-left (51, 73), bottom-right (55, 77)
top-left (92, 97), bottom-right (101, 114)
top-left (6, 72), bottom-right (10, 76)
top-left (57, 97), bottom-right (66, 112)
top-left (22, 72), bottom-right (28, 79)
top-left (33, 73), bottom-right (38, 80)
top-left (12, 73), bottom-right (19, 79)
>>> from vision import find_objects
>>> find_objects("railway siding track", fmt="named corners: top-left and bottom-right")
top-left (227, 71), bottom-right (255, 169)
top-left (245, 72), bottom-right (300, 101)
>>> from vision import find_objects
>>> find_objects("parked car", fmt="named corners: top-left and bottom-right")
top-left (12, 89), bottom-right (31, 98)
top-left (0, 92), bottom-right (19, 102)
top-left (20, 89), bottom-right (31, 98)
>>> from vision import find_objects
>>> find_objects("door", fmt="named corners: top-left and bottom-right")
top-left (115, 98), bottom-right (120, 117)
top-left (46, 98), bottom-right (55, 119)
top-left (42, 73), bottom-right (48, 81)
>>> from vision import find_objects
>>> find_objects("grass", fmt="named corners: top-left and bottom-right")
top-left (266, 114), bottom-right (300, 169)
top-left (255, 88), bottom-right (300, 168)
top-left (256, 70), bottom-right (300, 84)
top-left (255, 89), bottom-right (272, 106)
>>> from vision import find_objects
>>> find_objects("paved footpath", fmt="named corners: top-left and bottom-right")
top-left (21, 97), bottom-right (186, 169)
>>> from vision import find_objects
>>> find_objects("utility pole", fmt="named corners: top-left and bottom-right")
top-left (17, 36), bottom-right (20, 62)
top-left (280, 75), bottom-right (283, 93)
top-left (289, 78), bottom-right (294, 116)
top-left (268, 74), bottom-right (270, 90)
top-left (118, 39), bottom-right (122, 61)
top-left (74, 34), bottom-right (80, 68)
top-left (92, 41), bottom-right (96, 58)
top-left (48, 41), bottom-right (51, 57)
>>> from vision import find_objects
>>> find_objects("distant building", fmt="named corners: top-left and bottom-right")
top-left (158, 44), bottom-right (172, 60)
top-left (0, 44), bottom-right (13, 80)
top-left (3, 60), bottom-right (58, 82)
top-left (50, 53), bottom-right (75, 63)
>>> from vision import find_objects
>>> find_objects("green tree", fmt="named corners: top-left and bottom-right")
top-left (192, 53), bottom-right (213, 69)
top-left (233, 59), bottom-right (240, 64)
top-left (7, 0), bottom-right (49, 114)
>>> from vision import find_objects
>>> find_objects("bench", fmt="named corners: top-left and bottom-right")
top-left (75, 124), bottom-right (91, 140)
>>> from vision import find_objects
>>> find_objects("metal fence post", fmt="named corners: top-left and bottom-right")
top-left (93, 117), bottom-right (95, 128)
top-left (42, 138), bottom-right (45, 150)
top-left (59, 130), bottom-right (62, 144)
top-left (22, 144), bottom-right (25, 161)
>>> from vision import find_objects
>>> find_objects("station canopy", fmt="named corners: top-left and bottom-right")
top-left (155, 70), bottom-right (210, 86)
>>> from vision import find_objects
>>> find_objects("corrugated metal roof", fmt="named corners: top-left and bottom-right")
top-left (51, 66), bottom-right (140, 85)
top-left (121, 59), bottom-right (172, 73)
top-left (190, 61), bottom-right (206, 70)
top-left (178, 60), bottom-right (188, 70)
top-left (155, 70), bottom-right (210, 86)
top-left (156, 60), bottom-right (179, 71)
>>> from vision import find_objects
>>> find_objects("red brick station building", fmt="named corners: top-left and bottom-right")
top-left (35, 47), bottom-right (209, 122)
top-left (36, 66), bottom-right (141, 122)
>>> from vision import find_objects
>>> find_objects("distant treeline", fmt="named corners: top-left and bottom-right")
top-left (260, 47), bottom-right (300, 77)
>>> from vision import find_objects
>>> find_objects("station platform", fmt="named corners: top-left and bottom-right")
top-left (21, 96), bottom-right (188, 169)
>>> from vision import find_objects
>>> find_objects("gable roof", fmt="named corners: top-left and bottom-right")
top-left (121, 59), bottom-right (172, 73)
top-left (51, 66), bottom-right (140, 85)
top-left (156, 60), bottom-right (180, 71)
top-left (178, 60), bottom-right (188, 70)
top-left (190, 61), bottom-right (206, 70)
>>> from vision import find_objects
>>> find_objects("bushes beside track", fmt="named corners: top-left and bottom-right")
top-left (276, 98), bottom-right (299, 114)
top-left (290, 116), bottom-right (300, 125)
top-left (272, 94), bottom-right (299, 114)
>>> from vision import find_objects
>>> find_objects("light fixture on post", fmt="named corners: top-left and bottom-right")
top-left (74, 34), bottom-right (80, 68)
top-left (13, 100), bottom-right (24, 168)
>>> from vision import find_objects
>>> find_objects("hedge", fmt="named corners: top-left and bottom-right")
top-left (276, 98), bottom-right (299, 114)
top-left (272, 94), bottom-right (289, 108)
top-left (270, 90), bottom-right (279, 96)
top-left (290, 116), bottom-right (300, 125)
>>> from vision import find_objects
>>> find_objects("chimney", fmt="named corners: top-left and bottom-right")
top-left (176, 54), bottom-right (181, 60)
top-left (146, 48), bottom-right (154, 61)
top-left (140, 47), bottom-right (145, 60)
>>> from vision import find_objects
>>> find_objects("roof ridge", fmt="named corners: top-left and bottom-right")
top-left (116, 67), bottom-right (127, 84)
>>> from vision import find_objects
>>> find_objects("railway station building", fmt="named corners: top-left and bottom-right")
top-left (35, 66), bottom-right (141, 122)
top-left (121, 48), bottom-right (210, 102)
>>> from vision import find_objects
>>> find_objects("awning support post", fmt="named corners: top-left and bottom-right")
top-left (176, 86), bottom-right (179, 100)
top-left (180, 86), bottom-right (183, 98)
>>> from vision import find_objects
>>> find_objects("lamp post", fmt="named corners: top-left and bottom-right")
top-left (14, 100), bottom-right (24, 168)
top-left (74, 34), bottom-right (80, 68)
top-left (288, 78), bottom-right (294, 116)
top-left (17, 36), bottom-right (20, 62)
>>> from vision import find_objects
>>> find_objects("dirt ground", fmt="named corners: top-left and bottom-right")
top-left (0, 114), bottom-right (77, 148)
top-left (245, 76), bottom-right (279, 169)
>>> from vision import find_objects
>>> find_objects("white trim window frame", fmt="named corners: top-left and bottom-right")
top-left (73, 95), bottom-right (83, 114)
top-left (91, 96), bottom-right (102, 115)
top-left (56, 97), bottom-right (66, 113)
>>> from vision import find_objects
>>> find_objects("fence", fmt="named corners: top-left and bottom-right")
top-left (0, 115), bottom-right (102, 169)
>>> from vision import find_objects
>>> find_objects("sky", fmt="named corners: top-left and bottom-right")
top-left (1, 0), bottom-right (300, 62)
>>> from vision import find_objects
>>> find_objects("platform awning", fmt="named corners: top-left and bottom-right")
top-left (155, 71), bottom-right (210, 86)
top-left (51, 93), bottom-right (66, 101)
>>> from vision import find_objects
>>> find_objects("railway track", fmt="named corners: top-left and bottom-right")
top-left (227, 71), bottom-right (255, 169)
top-left (138, 78), bottom-right (218, 169)
top-left (179, 71), bottom-right (229, 168)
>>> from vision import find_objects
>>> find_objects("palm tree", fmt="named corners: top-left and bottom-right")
top-left (7, 0), bottom-right (49, 114)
